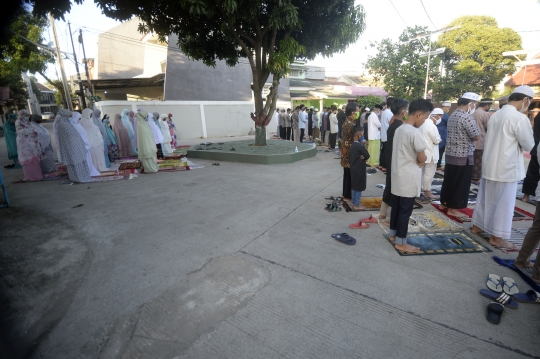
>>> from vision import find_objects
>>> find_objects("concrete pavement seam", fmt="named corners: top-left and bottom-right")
top-left (239, 250), bottom-right (539, 359)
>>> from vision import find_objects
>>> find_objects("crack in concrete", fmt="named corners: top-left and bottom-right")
top-left (239, 250), bottom-right (540, 359)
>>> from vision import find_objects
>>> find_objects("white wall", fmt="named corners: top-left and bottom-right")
top-left (95, 100), bottom-right (256, 140)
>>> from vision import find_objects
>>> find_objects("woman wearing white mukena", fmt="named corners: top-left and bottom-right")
top-left (472, 86), bottom-right (535, 249)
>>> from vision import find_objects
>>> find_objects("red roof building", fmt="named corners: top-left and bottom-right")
top-left (505, 64), bottom-right (540, 86)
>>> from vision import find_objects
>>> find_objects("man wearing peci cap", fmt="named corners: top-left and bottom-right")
top-left (471, 98), bottom-right (493, 183)
top-left (521, 103), bottom-right (540, 202)
top-left (436, 101), bottom-right (451, 169)
top-left (439, 92), bottom-right (481, 219)
top-left (472, 86), bottom-right (535, 249)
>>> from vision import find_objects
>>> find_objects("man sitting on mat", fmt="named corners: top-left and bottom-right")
top-left (389, 99), bottom-right (431, 253)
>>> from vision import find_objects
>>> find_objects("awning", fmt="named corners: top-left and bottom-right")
top-left (91, 73), bottom-right (165, 90)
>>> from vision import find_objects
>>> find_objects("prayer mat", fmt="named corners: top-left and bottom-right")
top-left (476, 228), bottom-right (536, 252)
top-left (431, 180), bottom-right (443, 186)
top-left (431, 203), bottom-right (534, 223)
top-left (493, 256), bottom-right (540, 292)
top-left (383, 231), bottom-right (492, 256)
top-left (431, 188), bottom-right (477, 203)
top-left (343, 197), bottom-right (422, 212)
top-left (434, 172), bottom-right (444, 179)
top-left (380, 210), bottom-right (462, 233)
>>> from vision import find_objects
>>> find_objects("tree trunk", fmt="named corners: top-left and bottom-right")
top-left (255, 126), bottom-right (266, 146)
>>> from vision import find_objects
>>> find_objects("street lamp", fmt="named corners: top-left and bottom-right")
top-left (405, 25), bottom-right (461, 99)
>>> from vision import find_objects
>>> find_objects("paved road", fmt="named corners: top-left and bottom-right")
top-left (0, 134), bottom-right (538, 359)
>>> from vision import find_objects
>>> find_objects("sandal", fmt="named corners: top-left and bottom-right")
top-left (486, 302), bottom-right (504, 324)
top-left (502, 277), bottom-right (519, 295)
top-left (486, 274), bottom-right (503, 292)
top-left (331, 233), bottom-right (356, 245)
top-left (349, 221), bottom-right (370, 229)
top-left (360, 215), bottom-right (378, 223)
top-left (513, 290), bottom-right (540, 304)
top-left (479, 289), bottom-right (518, 309)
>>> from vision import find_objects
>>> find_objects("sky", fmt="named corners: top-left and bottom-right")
top-left (42, 0), bottom-right (540, 80)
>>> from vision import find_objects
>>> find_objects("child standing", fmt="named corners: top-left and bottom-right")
top-left (349, 126), bottom-right (371, 229)
top-left (389, 99), bottom-right (432, 253)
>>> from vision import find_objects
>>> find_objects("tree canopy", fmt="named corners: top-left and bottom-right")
top-left (0, 8), bottom-right (53, 106)
top-left (365, 16), bottom-right (522, 101)
top-left (30, 0), bottom-right (366, 145)
top-left (365, 26), bottom-right (439, 100)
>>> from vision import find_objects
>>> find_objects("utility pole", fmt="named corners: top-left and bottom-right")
top-left (68, 21), bottom-right (87, 109)
top-left (48, 13), bottom-right (73, 111)
top-left (79, 29), bottom-right (95, 108)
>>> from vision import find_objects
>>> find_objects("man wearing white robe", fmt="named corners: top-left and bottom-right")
top-left (472, 86), bottom-right (535, 249)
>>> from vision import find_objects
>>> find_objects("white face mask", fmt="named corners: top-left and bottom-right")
top-left (520, 98), bottom-right (530, 113)
top-left (435, 117), bottom-right (442, 125)
top-left (468, 103), bottom-right (476, 114)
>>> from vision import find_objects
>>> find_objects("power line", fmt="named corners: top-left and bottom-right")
top-left (419, 0), bottom-right (437, 29)
top-left (388, 0), bottom-right (407, 27)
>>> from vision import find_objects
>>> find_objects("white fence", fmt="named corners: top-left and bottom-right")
top-left (95, 100), bottom-right (257, 140)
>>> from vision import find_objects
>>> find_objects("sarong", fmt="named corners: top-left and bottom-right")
top-left (379, 142), bottom-right (387, 168)
top-left (440, 163), bottom-right (473, 209)
top-left (367, 139), bottom-right (380, 167)
top-left (472, 179), bottom-right (517, 239)
top-left (472, 149), bottom-right (483, 181)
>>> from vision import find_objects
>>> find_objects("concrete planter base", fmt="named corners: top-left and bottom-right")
top-left (187, 139), bottom-right (316, 165)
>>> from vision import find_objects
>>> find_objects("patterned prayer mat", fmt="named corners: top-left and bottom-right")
top-left (343, 197), bottom-right (422, 212)
top-left (383, 231), bottom-right (492, 256)
top-left (380, 210), bottom-right (462, 233)
top-left (493, 256), bottom-right (540, 292)
top-left (476, 228), bottom-right (536, 252)
top-left (431, 203), bottom-right (534, 223)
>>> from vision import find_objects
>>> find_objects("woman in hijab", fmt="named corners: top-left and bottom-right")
top-left (70, 111), bottom-right (100, 176)
top-left (137, 110), bottom-right (158, 173)
top-left (3, 113), bottom-right (21, 169)
top-left (120, 109), bottom-right (137, 155)
top-left (15, 109), bottom-right (43, 180)
top-left (30, 114), bottom-right (55, 174)
top-left (112, 113), bottom-right (133, 157)
top-left (159, 114), bottom-right (174, 156)
top-left (56, 109), bottom-right (92, 182)
top-left (147, 112), bottom-right (164, 159)
top-left (81, 109), bottom-right (108, 172)
top-left (102, 114), bottom-right (119, 160)
top-left (166, 113), bottom-right (177, 149)
top-left (128, 110), bottom-right (138, 149)
top-left (92, 109), bottom-right (111, 167)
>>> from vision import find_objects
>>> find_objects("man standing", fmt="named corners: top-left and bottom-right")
top-left (292, 107), bottom-right (300, 142)
top-left (472, 86), bottom-right (535, 249)
top-left (337, 105), bottom-right (346, 139)
top-left (439, 92), bottom-right (481, 219)
top-left (471, 98), bottom-right (492, 184)
top-left (320, 107), bottom-right (329, 144)
top-left (521, 107), bottom-right (540, 202)
top-left (272, 109), bottom-right (280, 139)
top-left (379, 97), bottom-right (395, 170)
top-left (312, 108), bottom-right (320, 140)
top-left (436, 101), bottom-right (450, 169)
top-left (308, 106), bottom-right (314, 140)
top-left (366, 105), bottom-right (382, 167)
top-left (279, 109), bottom-right (288, 139)
top-left (299, 106), bottom-right (308, 143)
top-left (284, 108), bottom-right (292, 141)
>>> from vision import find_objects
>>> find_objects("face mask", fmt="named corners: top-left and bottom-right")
top-left (520, 99), bottom-right (530, 113)
top-left (468, 103), bottom-right (476, 114)
top-left (435, 117), bottom-right (442, 125)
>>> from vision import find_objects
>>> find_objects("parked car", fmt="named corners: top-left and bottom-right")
top-left (41, 112), bottom-right (55, 120)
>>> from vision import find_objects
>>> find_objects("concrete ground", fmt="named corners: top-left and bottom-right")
top-left (0, 124), bottom-right (539, 359)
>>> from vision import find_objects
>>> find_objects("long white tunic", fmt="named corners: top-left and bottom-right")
top-left (481, 105), bottom-right (534, 182)
top-left (367, 113), bottom-right (381, 140)
top-left (420, 118), bottom-right (441, 163)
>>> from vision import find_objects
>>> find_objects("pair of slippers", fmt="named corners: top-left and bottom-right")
top-left (332, 233), bottom-right (356, 245)
top-left (481, 274), bottom-right (540, 324)
top-left (325, 201), bottom-right (342, 211)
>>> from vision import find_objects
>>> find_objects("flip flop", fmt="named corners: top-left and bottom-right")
top-left (360, 215), bottom-right (379, 223)
top-left (513, 290), bottom-right (540, 304)
top-left (349, 221), bottom-right (370, 229)
top-left (331, 233), bottom-right (356, 245)
top-left (479, 289), bottom-right (518, 309)
top-left (486, 274), bottom-right (503, 292)
top-left (486, 302), bottom-right (504, 324)
top-left (502, 277), bottom-right (519, 295)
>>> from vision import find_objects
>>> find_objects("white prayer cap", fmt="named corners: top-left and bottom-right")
top-left (314, 108), bottom-right (319, 112)
top-left (310, 106), bottom-right (314, 109)
top-left (512, 85), bottom-right (535, 98)
top-left (365, 107), bottom-right (370, 111)
top-left (441, 101), bottom-right (451, 107)
top-left (461, 92), bottom-right (481, 101)
top-left (431, 108), bottom-right (444, 115)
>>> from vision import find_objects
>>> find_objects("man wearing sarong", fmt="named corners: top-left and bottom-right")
top-left (472, 86), bottom-right (535, 249)
top-left (471, 98), bottom-right (492, 184)
top-left (439, 92), bottom-right (481, 219)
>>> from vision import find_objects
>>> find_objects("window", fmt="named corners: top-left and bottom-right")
top-left (290, 69), bottom-right (300, 78)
